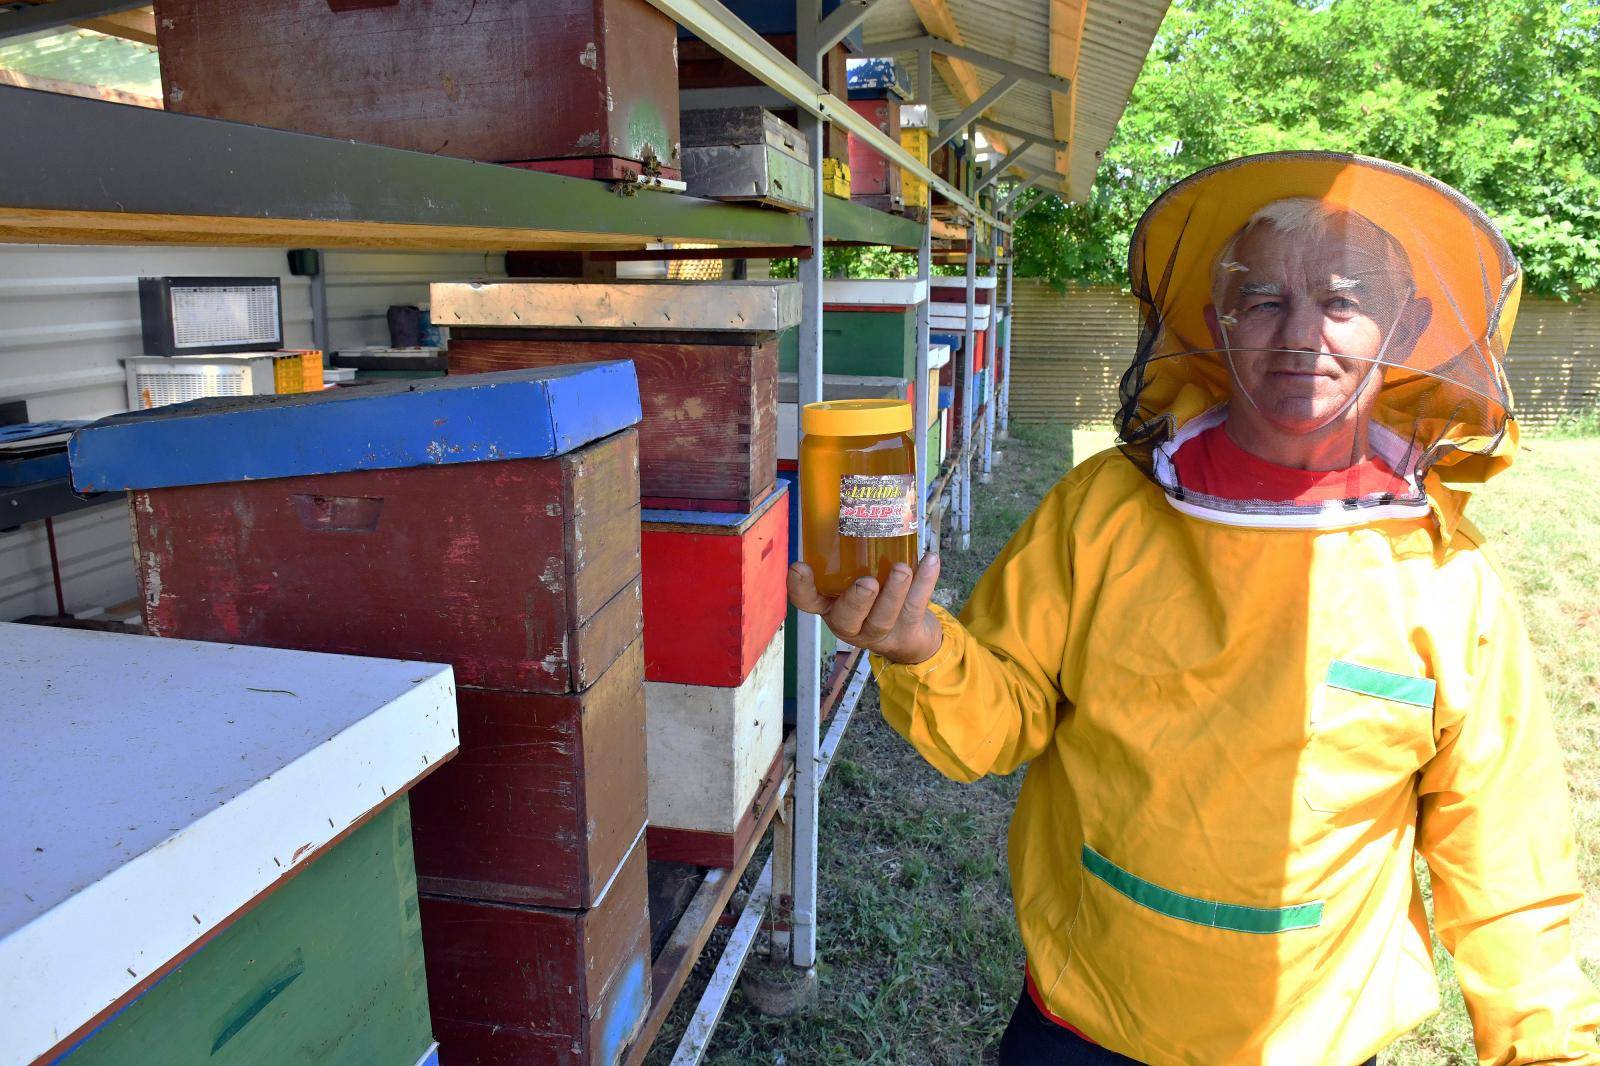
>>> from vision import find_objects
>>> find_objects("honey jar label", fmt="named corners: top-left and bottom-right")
top-left (838, 474), bottom-right (916, 537)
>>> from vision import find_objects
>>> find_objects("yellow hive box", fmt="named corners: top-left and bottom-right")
top-left (272, 350), bottom-right (324, 394)
top-left (822, 157), bottom-right (852, 200)
top-left (900, 128), bottom-right (930, 211)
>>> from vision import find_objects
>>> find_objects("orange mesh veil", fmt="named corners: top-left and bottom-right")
top-left (1117, 152), bottom-right (1522, 516)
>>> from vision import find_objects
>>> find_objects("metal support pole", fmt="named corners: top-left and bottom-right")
top-left (309, 251), bottom-right (330, 355)
top-left (931, 75), bottom-right (1022, 153)
top-left (958, 224), bottom-right (977, 551)
top-left (982, 250), bottom-right (999, 483)
top-left (916, 216), bottom-right (933, 551)
top-left (789, 0), bottom-right (824, 973)
top-left (974, 140), bottom-right (1037, 194)
top-left (1000, 248), bottom-right (1014, 440)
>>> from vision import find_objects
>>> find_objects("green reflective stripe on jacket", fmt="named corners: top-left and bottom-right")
top-left (1082, 845), bottom-right (1324, 934)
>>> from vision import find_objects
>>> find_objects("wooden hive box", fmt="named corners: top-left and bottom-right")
top-left (409, 640), bottom-right (647, 911)
top-left (845, 97), bottom-right (903, 210)
top-left (640, 483), bottom-right (788, 688)
top-left (680, 106), bottom-right (814, 212)
top-left (69, 366), bottom-right (649, 911)
top-left (420, 837), bottom-right (651, 1066)
top-left (152, 0), bottom-right (680, 181)
top-left (929, 275), bottom-right (998, 306)
top-left (437, 280), bottom-right (801, 510)
top-left (645, 628), bottom-right (785, 867)
top-left (2, 625), bottom-right (457, 1066)
top-left (777, 278), bottom-right (927, 380)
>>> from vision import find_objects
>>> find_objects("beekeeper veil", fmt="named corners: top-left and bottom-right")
top-left (1116, 152), bottom-right (1522, 518)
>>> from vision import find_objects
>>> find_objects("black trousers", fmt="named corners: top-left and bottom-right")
top-left (997, 989), bottom-right (1380, 1066)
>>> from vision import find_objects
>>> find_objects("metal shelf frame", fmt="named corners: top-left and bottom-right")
top-left (0, 4), bottom-right (1037, 1061)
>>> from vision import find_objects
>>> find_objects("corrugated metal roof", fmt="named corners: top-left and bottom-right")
top-left (862, 0), bottom-right (1167, 201)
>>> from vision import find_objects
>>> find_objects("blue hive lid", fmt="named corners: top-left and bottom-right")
top-left (70, 363), bottom-right (641, 493)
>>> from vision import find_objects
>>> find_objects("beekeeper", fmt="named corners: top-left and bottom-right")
top-left (788, 151), bottom-right (1600, 1065)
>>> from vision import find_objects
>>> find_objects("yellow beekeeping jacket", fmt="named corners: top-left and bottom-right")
top-left (872, 154), bottom-right (1600, 1066)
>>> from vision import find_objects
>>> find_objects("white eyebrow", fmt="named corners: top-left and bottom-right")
top-left (1328, 276), bottom-right (1364, 292)
top-left (1237, 282), bottom-right (1282, 296)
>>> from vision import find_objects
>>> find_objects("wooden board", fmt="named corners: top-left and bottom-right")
top-left (1, 624), bottom-right (456, 1066)
top-left (152, 0), bottom-right (680, 169)
top-left (451, 334), bottom-right (777, 508)
top-left (132, 431), bottom-right (641, 694)
top-left (420, 839), bottom-right (651, 1066)
top-left (644, 630), bottom-right (784, 837)
top-left (60, 801), bottom-right (435, 1066)
top-left (68, 363), bottom-right (641, 494)
top-left (640, 485), bottom-right (788, 687)
top-left (411, 640), bottom-right (647, 910)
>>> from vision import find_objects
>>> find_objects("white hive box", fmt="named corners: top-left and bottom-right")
top-left (1, 624), bottom-right (457, 1066)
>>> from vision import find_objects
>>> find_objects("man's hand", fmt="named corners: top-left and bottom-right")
top-left (787, 553), bottom-right (944, 666)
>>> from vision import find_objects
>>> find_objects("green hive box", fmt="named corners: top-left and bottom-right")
top-left (778, 309), bottom-right (918, 379)
top-left (66, 801), bottom-right (434, 1066)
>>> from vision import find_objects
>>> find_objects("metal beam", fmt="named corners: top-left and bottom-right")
top-left (643, 0), bottom-right (1007, 230)
top-left (817, 0), bottom-right (884, 53)
top-left (1000, 174), bottom-right (1046, 213)
top-left (930, 73), bottom-right (1019, 153)
top-left (975, 139), bottom-right (1037, 194)
top-left (0, 0), bottom-right (145, 41)
top-left (978, 119), bottom-right (1068, 152)
top-left (1012, 191), bottom-right (1055, 223)
top-left (857, 35), bottom-right (1072, 94)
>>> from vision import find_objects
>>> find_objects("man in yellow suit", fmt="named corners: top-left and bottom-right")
top-left (789, 152), bottom-right (1600, 1065)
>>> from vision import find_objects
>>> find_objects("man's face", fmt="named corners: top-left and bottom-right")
top-left (1211, 214), bottom-right (1418, 434)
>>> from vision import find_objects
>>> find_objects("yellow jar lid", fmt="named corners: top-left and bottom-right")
top-left (801, 398), bottom-right (913, 436)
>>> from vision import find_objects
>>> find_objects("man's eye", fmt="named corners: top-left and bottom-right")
top-left (1244, 300), bottom-right (1280, 313)
top-left (1327, 297), bottom-right (1359, 313)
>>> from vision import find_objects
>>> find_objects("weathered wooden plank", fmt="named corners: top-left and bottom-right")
top-left (640, 484), bottom-right (788, 687)
top-left (152, 0), bottom-right (679, 169)
top-left (68, 364), bottom-right (640, 493)
top-left (420, 838), bottom-right (651, 1066)
top-left (411, 640), bottom-right (646, 909)
top-left (132, 432), bottom-right (641, 694)
top-left (644, 631), bottom-right (784, 838)
top-left (451, 334), bottom-right (777, 508)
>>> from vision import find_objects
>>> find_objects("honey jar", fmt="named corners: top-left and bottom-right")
top-left (800, 399), bottom-right (918, 597)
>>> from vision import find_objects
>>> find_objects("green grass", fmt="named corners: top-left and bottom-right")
top-left (669, 422), bottom-right (1597, 1065)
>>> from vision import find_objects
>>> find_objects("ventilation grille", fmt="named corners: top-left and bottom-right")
top-left (131, 366), bottom-right (251, 410)
top-left (168, 284), bottom-right (280, 350)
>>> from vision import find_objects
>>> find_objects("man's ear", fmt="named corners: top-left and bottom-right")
top-left (1203, 304), bottom-right (1225, 349)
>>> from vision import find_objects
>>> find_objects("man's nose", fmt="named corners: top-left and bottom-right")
top-left (1277, 298), bottom-right (1324, 352)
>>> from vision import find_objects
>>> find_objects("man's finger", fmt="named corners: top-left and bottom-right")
top-left (825, 576), bottom-right (880, 637)
top-left (787, 563), bottom-right (834, 616)
top-left (902, 553), bottom-right (942, 618)
top-left (856, 564), bottom-right (914, 643)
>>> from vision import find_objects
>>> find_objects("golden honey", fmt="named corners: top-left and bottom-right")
top-left (800, 399), bottom-right (918, 597)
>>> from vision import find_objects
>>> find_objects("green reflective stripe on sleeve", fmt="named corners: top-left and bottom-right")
top-left (1080, 845), bottom-right (1324, 934)
top-left (1325, 660), bottom-right (1436, 708)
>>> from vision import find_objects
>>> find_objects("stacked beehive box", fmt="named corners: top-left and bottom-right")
top-left (899, 105), bottom-right (933, 219)
top-left (439, 280), bottom-right (801, 869)
top-left (932, 276), bottom-right (999, 432)
top-left (152, 0), bottom-right (681, 183)
top-left (68, 366), bottom-right (652, 1066)
top-left (844, 58), bottom-right (912, 214)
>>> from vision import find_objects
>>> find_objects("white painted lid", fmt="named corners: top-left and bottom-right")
top-left (820, 279), bottom-right (928, 306)
top-left (929, 275), bottom-right (999, 289)
top-left (928, 344), bottom-right (952, 369)
top-left (0, 625), bottom-right (457, 1066)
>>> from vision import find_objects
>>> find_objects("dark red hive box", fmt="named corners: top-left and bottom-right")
top-left (421, 837), bottom-right (651, 1066)
top-left (435, 280), bottom-right (801, 511)
top-left (152, 0), bottom-right (680, 178)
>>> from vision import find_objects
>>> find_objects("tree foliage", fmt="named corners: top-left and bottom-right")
top-left (1014, 0), bottom-right (1600, 299)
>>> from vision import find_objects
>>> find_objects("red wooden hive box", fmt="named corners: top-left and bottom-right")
top-left (435, 279), bottom-right (801, 511)
top-left (67, 363), bottom-right (652, 945)
top-left (152, 0), bottom-right (680, 181)
top-left (639, 482), bottom-right (789, 688)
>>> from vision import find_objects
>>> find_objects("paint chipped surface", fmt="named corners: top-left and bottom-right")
top-left (578, 42), bottom-right (598, 69)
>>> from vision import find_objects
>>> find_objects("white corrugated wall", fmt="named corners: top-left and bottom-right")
top-left (0, 244), bottom-right (503, 622)
top-left (1010, 280), bottom-right (1600, 430)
